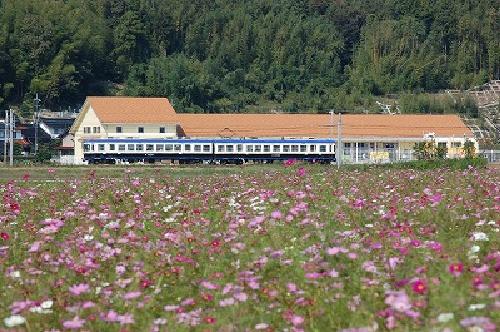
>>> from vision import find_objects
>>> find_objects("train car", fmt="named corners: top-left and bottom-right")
top-left (82, 138), bottom-right (336, 164)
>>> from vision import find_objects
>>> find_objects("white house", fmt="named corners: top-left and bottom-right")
top-left (69, 97), bottom-right (178, 164)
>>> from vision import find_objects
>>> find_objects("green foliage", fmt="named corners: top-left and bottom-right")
top-left (464, 139), bottom-right (476, 159)
top-left (35, 143), bottom-right (55, 163)
top-left (0, 0), bottom-right (498, 112)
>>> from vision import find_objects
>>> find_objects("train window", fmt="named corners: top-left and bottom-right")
top-left (319, 145), bottom-right (327, 153)
top-left (156, 144), bottom-right (164, 152)
top-left (185, 144), bottom-right (191, 152)
top-left (119, 144), bottom-right (126, 151)
top-left (194, 145), bottom-right (201, 152)
top-left (218, 145), bottom-right (225, 153)
top-left (263, 145), bottom-right (270, 153)
top-left (146, 144), bottom-right (154, 151)
top-left (291, 145), bottom-right (299, 153)
top-left (128, 144), bottom-right (135, 151)
top-left (273, 145), bottom-right (280, 153)
top-left (237, 144), bottom-right (243, 152)
top-left (310, 145), bottom-right (316, 152)
top-left (98, 144), bottom-right (105, 151)
top-left (300, 145), bottom-right (307, 152)
top-left (84, 144), bottom-right (90, 152)
top-left (174, 144), bottom-right (181, 152)
top-left (254, 145), bottom-right (262, 153)
top-left (165, 144), bottom-right (173, 152)
top-left (246, 145), bottom-right (254, 152)
top-left (109, 144), bottom-right (115, 151)
top-left (283, 145), bottom-right (290, 153)
top-left (226, 145), bottom-right (234, 153)
top-left (203, 145), bottom-right (211, 152)
top-left (136, 144), bottom-right (144, 151)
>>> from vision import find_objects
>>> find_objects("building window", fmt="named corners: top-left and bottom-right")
top-left (138, 127), bottom-right (144, 133)
top-left (109, 144), bottom-right (115, 151)
top-left (159, 127), bottom-right (165, 133)
top-left (84, 127), bottom-right (91, 134)
top-left (452, 142), bottom-right (462, 148)
top-left (93, 127), bottom-right (100, 134)
top-left (116, 126), bottom-right (123, 133)
top-left (438, 142), bottom-right (447, 148)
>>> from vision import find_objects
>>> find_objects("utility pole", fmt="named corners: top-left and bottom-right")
top-left (337, 112), bottom-right (342, 169)
top-left (3, 110), bottom-right (8, 163)
top-left (34, 93), bottom-right (41, 155)
top-left (9, 109), bottom-right (14, 166)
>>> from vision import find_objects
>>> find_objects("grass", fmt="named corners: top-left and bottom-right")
top-left (0, 162), bottom-right (498, 331)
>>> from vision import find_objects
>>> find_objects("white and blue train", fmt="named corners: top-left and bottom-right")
top-left (83, 138), bottom-right (336, 164)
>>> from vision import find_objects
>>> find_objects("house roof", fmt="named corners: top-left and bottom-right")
top-left (175, 113), bottom-right (474, 139)
top-left (86, 96), bottom-right (177, 124)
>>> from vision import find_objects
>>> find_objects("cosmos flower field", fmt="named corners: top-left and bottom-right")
top-left (0, 164), bottom-right (498, 331)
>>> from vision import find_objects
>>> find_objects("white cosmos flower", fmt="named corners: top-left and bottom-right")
top-left (468, 303), bottom-right (486, 311)
top-left (4, 315), bottom-right (26, 327)
top-left (472, 232), bottom-right (489, 241)
top-left (437, 313), bottom-right (454, 323)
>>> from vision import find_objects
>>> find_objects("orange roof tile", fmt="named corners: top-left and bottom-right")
top-left (87, 97), bottom-right (177, 124)
top-left (175, 113), bottom-right (473, 139)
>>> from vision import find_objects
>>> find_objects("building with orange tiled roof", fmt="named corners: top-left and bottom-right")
top-left (69, 96), bottom-right (476, 164)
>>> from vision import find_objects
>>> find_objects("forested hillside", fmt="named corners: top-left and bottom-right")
top-left (0, 0), bottom-right (498, 115)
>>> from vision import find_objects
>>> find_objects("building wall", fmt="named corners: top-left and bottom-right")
top-left (73, 106), bottom-right (178, 164)
top-left (74, 106), bottom-right (106, 164)
top-left (104, 124), bottom-right (177, 138)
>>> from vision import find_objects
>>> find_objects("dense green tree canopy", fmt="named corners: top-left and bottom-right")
top-left (0, 0), bottom-right (498, 114)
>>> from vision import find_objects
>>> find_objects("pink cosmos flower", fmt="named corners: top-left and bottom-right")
top-left (69, 283), bottom-right (90, 296)
top-left (123, 291), bottom-right (141, 300)
top-left (385, 291), bottom-right (412, 312)
top-left (271, 210), bottom-right (282, 219)
top-left (200, 281), bottom-right (219, 290)
top-left (63, 316), bottom-right (85, 329)
top-left (411, 280), bottom-right (427, 294)
top-left (0, 232), bottom-right (9, 241)
top-left (449, 262), bottom-right (464, 277)
top-left (297, 167), bottom-right (306, 177)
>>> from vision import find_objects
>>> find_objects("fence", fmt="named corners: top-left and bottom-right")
top-left (478, 150), bottom-right (500, 163)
